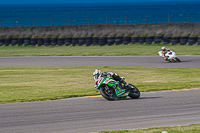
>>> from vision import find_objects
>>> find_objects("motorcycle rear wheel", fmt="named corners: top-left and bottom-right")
top-left (128, 84), bottom-right (140, 99)
top-left (100, 85), bottom-right (116, 101)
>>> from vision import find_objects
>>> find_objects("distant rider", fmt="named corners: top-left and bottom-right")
top-left (93, 69), bottom-right (129, 89)
top-left (161, 46), bottom-right (170, 61)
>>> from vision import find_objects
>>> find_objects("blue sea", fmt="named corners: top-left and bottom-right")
top-left (0, 1), bottom-right (200, 26)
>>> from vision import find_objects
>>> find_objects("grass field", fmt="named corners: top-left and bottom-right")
top-left (96, 123), bottom-right (200, 133)
top-left (0, 66), bottom-right (200, 104)
top-left (0, 44), bottom-right (200, 56)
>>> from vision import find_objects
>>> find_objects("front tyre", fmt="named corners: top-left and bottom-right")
top-left (175, 57), bottom-right (181, 62)
top-left (128, 84), bottom-right (140, 99)
top-left (100, 85), bottom-right (116, 101)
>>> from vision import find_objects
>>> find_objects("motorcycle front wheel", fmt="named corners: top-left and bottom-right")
top-left (128, 84), bottom-right (140, 99)
top-left (100, 85), bottom-right (116, 101)
top-left (175, 57), bottom-right (181, 62)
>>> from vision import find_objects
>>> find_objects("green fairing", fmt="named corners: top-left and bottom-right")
top-left (97, 76), bottom-right (129, 98)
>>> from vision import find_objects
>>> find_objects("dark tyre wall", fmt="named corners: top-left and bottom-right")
top-left (146, 36), bottom-right (154, 44)
top-left (50, 38), bottom-right (58, 46)
top-left (72, 38), bottom-right (78, 46)
top-left (58, 38), bottom-right (64, 46)
top-left (31, 38), bottom-right (37, 46)
top-left (188, 37), bottom-right (197, 45)
top-left (180, 37), bottom-right (188, 45)
top-left (65, 38), bottom-right (72, 46)
top-left (24, 38), bottom-right (31, 46)
top-left (44, 38), bottom-right (50, 46)
top-left (18, 38), bottom-right (24, 46)
top-left (131, 37), bottom-right (139, 44)
top-left (99, 37), bottom-right (107, 46)
top-left (86, 37), bottom-right (92, 46)
top-left (0, 35), bottom-right (199, 47)
top-left (11, 38), bottom-right (18, 46)
top-left (5, 38), bottom-right (11, 46)
top-left (123, 36), bottom-right (131, 44)
top-left (37, 38), bottom-right (44, 46)
top-left (163, 37), bottom-right (171, 44)
top-left (0, 39), bottom-right (5, 46)
top-left (115, 37), bottom-right (123, 45)
top-left (93, 37), bottom-right (99, 45)
top-left (107, 37), bottom-right (115, 46)
top-left (139, 37), bottom-right (146, 44)
top-left (197, 37), bottom-right (200, 45)
top-left (154, 36), bottom-right (163, 44)
top-left (171, 37), bottom-right (180, 45)
top-left (78, 37), bottom-right (86, 46)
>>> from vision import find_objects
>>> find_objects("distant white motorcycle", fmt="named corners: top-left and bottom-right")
top-left (158, 50), bottom-right (181, 62)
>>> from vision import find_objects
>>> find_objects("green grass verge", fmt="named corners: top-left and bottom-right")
top-left (0, 44), bottom-right (200, 56)
top-left (0, 66), bottom-right (200, 104)
top-left (95, 123), bottom-right (200, 133)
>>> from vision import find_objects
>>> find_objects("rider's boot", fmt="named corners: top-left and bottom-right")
top-left (121, 79), bottom-right (129, 87)
top-left (113, 73), bottom-right (129, 87)
top-left (164, 56), bottom-right (170, 62)
top-left (165, 58), bottom-right (170, 62)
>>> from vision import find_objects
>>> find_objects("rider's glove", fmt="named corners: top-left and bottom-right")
top-left (108, 72), bottom-right (113, 76)
top-left (94, 85), bottom-right (98, 89)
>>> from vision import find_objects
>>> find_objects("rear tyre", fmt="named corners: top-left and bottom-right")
top-left (100, 85), bottom-right (116, 101)
top-left (128, 84), bottom-right (140, 99)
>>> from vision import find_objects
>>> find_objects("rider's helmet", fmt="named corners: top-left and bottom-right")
top-left (161, 46), bottom-right (166, 51)
top-left (93, 69), bottom-right (101, 80)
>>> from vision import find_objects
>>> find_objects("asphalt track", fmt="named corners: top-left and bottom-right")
top-left (0, 56), bottom-right (200, 133)
top-left (0, 55), bottom-right (200, 68)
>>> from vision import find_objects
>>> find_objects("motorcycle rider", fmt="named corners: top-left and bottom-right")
top-left (161, 46), bottom-right (170, 61)
top-left (93, 69), bottom-right (129, 89)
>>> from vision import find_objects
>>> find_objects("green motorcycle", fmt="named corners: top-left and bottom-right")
top-left (96, 76), bottom-right (140, 101)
